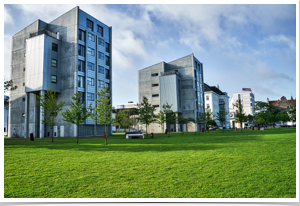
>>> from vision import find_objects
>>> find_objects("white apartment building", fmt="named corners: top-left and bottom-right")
top-left (229, 91), bottom-right (255, 128)
top-left (204, 84), bottom-right (230, 129)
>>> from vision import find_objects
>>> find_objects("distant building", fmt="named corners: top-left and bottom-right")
top-left (138, 54), bottom-right (205, 133)
top-left (204, 84), bottom-right (230, 129)
top-left (229, 91), bottom-right (255, 128)
top-left (267, 96), bottom-right (296, 111)
top-left (112, 101), bottom-right (139, 132)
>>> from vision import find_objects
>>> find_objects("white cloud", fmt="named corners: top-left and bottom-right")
top-left (4, 7), bottom-right (13, 24)
top-left (259, 34), bottom-right (296, 51)
top-left (4, 34), bottom-right (12, 81)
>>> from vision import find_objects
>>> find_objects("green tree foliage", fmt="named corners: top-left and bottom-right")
top-left (60, 93), bottom-right (89, 144)
top-left (195, 117), bottom-right (203, 135)
top-left (214, 105), bottom-right (229, 133)
top-left (162, 102), bottom-right (177, 137)
top-left (4, 79), bottom-right (18, 106)
top-left (279, 110), bottom-right (290, 126)
top-left (37, 88), bottom-right (65, 142)
top-left (176, 116), bottom-right (186, 135)
top-left (233, 99), bottom-right (247, 132)
top-left (155, 111), bottom-right (166, 133)
top-left (200, 105), bottom-right (214, 132)
top-left (136, 96), bottom-right (156, 136)
top-left (254, 101), bottom-right (272, 128)
top-left (288, 106), bottom-right (296, 126)
top-left (267, 106), bottom-right (281, 128)
top-left (247, 114), bottom-right (254, 124)
top-left (89, 86), bottom-right (114, 145)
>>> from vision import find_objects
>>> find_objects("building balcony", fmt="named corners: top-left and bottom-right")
top-left (160, 71), bottom-right (181, 77)
top-left (219, 99), bottom-right (225, 105)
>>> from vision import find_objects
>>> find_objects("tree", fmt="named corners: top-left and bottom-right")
top-left (253, 101), bottom-right (271, 129)
top-left (136, 96), bottom-right (156, 136)
top-left (162, 102), bottom-right (177, 137)
top-left (233, 99), bottom-right (247, 132)
top-left (60, 93), bottom-right (89, 144)
top-left (279, 110), bottom-right (290, 126)
top-left (288, 106), bottom-right (296, 126)
top-left (37, 88), bottom-right (65, 142)
top-left (267, 106), bottom-right (280, 128)
top-left (176, 116), bottom-right (186, 135)
top-left (155, 111), bottom-right (166, 133)
top-left (195, 117), bottom-right (203, 135)
top-left (4, 79), bottom-right (18, 106)
top-left (200, 105), bottom-right (214, 132)
top-left (89, 86), bottom-right (114, 145)
top-left (247, 114), bottom-right (255, 125)
top-left (214, 105), bottom-right (229, 133)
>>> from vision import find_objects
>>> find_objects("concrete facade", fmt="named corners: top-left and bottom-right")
top-left (204, 84), bottom-right (230, 129)
top-left (8, 6), bottom-right (112, 138)
top-left (138, 54), bottom-right (205, 133)
top-left (229, 91), bottom-right (255, 128)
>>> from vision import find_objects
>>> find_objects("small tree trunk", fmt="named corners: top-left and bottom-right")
top-left (105, 125), bottom-right (107, 145)
top-left (77, 124), bottom-right (79, 144)
top-left (146, 124), bottom-right (148, 136)
top-left (51, 123), bottom-right (54, 142)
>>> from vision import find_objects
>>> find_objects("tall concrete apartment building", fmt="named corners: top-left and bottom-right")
top-left (138, 54), bottom-right (205, 133)
top-left (8, 6), bottom-right (112, 138)
top-left (229, 91), bottom-right (255, 128)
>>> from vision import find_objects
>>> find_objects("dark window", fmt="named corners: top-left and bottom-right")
top-left (23, 68), bottom-right (25, 71)
top-left (87, 19), bottom-right (93, 31)
top-left (98, 80), bottom-right (104, 88)
top-left (153, 105), bottom-right (159, 108)
top-left (105, 56), bottom-right (110, 66)
top-left (87, 62), bottom-right (94, 71)
top-left (195, 61), bottom-right (197, 69)
top-left (206, 96), bottom-right (209, 100)
top-left (98, 52), bottom-right (104, 60)
top-left (105, 43), bottom-right (109, 53)
top-left (105, 69), bottom-right (110, 79)
top-left (251, 103), bottom-right (252, 106)
top-left (97, 25), bottom-right (103, 36)
top-left (52, 43), bottom-right (58, 52)
top-left (22, 98), bottom-right (25, 101)
top-left (87, 47), bottom-right (94, 56)
top-left (152, 84), bottom-right (159, 87)
top-left (23, 83), bottom-right (25, 86)
top-left (24, 53), bottom-right (26, 57)
top-left (78, 45), bottom-right (85, 57)
top-left (98, 66), bottom-right (104, 74)
top-left (151, 73), bottom-right (158, 77)
top-left (88, 33), bottom-right (95, 42)
top-left (79, 29), bottom-right (85, 42)
top-left (22, 113), bottom-right (25, 117)
top-left (78, 60), bottom-right (85, 72)
top-left (4, 128), bottom-right (6, 132)
top-left (152, 94), bottom-right (159, 97)
top-left (87, 93), bottom-right (94, 101)
top-left (98, 38), bottom-right (104, 46)
top-left (105, 82), bottom-right (109, 89)
top-left (87, 77), bottom-right (94, 86)
top-left (52, 59), bottom-right (57, 68)
top-left (51, 75), bottom-right (57, 83)
top-left (78, 76), bottom-right (85, 88)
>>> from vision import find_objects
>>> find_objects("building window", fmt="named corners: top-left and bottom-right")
top-left (98, 80), bottom-right (104, 88)
top-left (238, 94), bottom-right (241, 100)
top-left (97, 25), bottom-right (103, 36)
top-left (151, 73), bottom-right (158, 77)
top-left (105, 56), bottom-right (110, 66)
top-left (23, 83), bottom-right (25, 86)
top-left (179, 101), bottom-right (181, 107)
top-left (52, 59), bottom-right (57, 68)
top-left (207, 104), bottom-right (209, 108)
top-left (51, 75), bottom-right (57, 83)
top-left (87, 77), bottom-right (94, 86)
top-left (22, 98), bottom-right (25, 101)
top-left (105, 69), bottom-right (110, 79)
top-left (250, 103), bottom-right (252, 106)
top-left (87, 93), bottom-right (94, 101)
top-left (105, 82), bottom-right (109, 89)
top-left (98, 52), bottom-right (104, 60)
top-left (206, 96), bottom-right (209, 100)
top-left (87, 62), bottom-right (94, 71)
top-left (195, 61), bottom-right (197, 69)
top-left (78, 76), bottom-right (85, 88)
top-left (98, 38), bottom-right (104, 46)
top-left (87, 19), bottom-right (93, 31)
top-left (98, 66), bottom-right (104, 74)
top-left (22, 113), bottom-right (25, 117)
top-left (79, 29), bottom-right (85, 42)
top-left (105, 43), bottom-right (109, 53)
top-left (24, 53), bottom-right (26, 57)
top-left (153, 105), bottom-right (159, 108)
top-left (87, 47), bottom-right (95, 56)
top-left (78, 60), bottom-right (85, 72)
top-left (152, 84), bottom-right (159, 87)
top-left (23, 68), bottom-right (25, 71)
top-left (78, 45), bottom-right (85, 57)
top-left (152, 94), bottom-right (159, 97)
top-left (52, 43), bottom-right (58, 52)
top-left (88, 33), bottom-right (95, 42)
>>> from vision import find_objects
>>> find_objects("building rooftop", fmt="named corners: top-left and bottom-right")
top-left (204, 83), bottom-right (226, 95)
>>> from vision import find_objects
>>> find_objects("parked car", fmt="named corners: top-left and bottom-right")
top-left (209, 127), bottom-right (216, 130)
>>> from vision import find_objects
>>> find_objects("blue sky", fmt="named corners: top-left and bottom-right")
top-left (3, 4), bottom-right (297, 107)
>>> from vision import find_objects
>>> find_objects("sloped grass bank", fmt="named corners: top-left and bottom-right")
top-left (4, 128), bottom-right (296, 198)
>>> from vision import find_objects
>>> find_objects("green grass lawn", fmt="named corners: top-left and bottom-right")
top-left (4, 128), bottom-right (296, 198)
